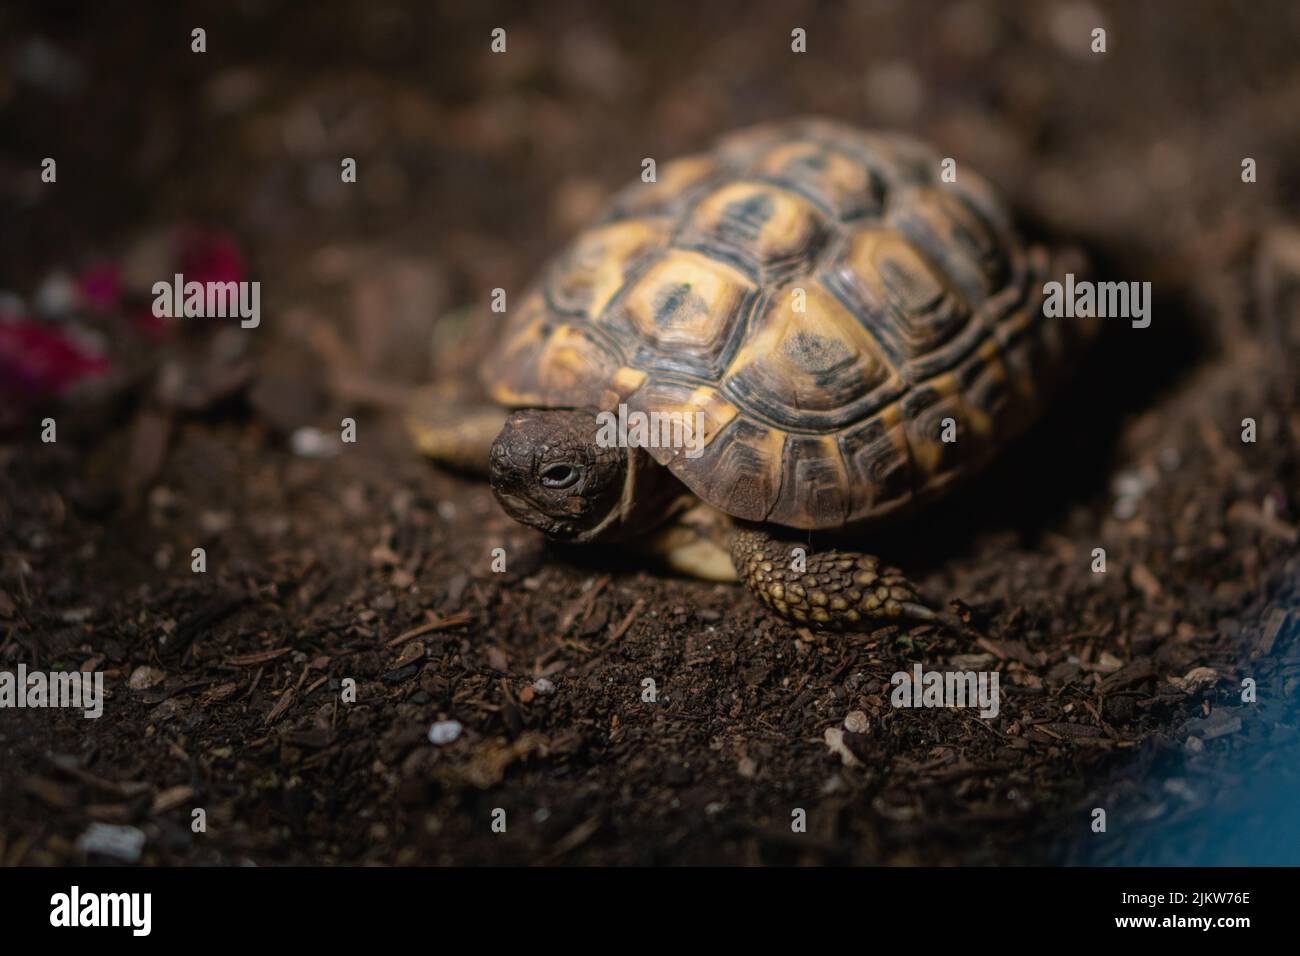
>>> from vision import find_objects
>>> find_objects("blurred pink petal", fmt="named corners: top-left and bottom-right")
top-left (174, 228), bottom-right (245, 286)
top-left (0, 318), bottom-right (110, 399)
top-left (131, 304), bottom-right (174, 339)
top-left (78, 261), bottom-right (122, 311)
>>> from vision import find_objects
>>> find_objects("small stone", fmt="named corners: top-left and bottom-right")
top-left (75, 823), bottom-right (145, 863)
top-left (1112, 469), bottom-right (1151, 508)
top-left (1187, 710), bottom-right (1242, 740)
top-left (1162, 778), bottom-right (1198, 802)
top-left (34, 271), bottom-right (78, 318)
top-left (290, 427), bottom-right (341, 459)
top-left (820, 774), bottom-right (846, 795)
top-left (844, 710), bottom-right (870, 734)
top-left (1049, 2), bottom-right (1107, 59)
top-left (128, 665), bottom-right (166, 690)
top-left (1113, 497), bottom-right (1140, 520)
top-left (427, 720), bottom-right (462, 745)
top-left (1096, 651), bottom-right (1124, 673)
top-left (532, 677), bottom-right (556, 695)
top-left (1168, 666), bottom-right (1218, 694)
top-left (824, 727), bottom-right (862, 767)
top-left (199, 510), bottom-right (232, 534)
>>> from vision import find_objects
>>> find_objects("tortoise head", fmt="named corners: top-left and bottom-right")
top-left (489, 408), bottom-right (628, 543)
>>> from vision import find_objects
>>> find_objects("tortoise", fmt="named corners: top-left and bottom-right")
top-left (409, 118), bottom-right (1094, 631)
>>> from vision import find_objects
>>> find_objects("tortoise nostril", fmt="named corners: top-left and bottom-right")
top-left (540, 464), bottom-right (579, 489)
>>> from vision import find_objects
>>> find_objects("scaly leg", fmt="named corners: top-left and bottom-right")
top-left (730, 526), bottom-right (959, 632)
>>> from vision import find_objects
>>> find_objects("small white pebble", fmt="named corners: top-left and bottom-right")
top-left (1049, 2), bottom-right (1106, 58)
top-left (532, 677), bottom-right (556, 695)
top-left (290, 427), bottom-right (341, 459)
top-left (844, 710), bottom-right (870, 734)
top-left (75, 823), bottom-right (146, 863)
top-left (428, 720), bottom-right (462, 745)
top-left (1111, 471), bottom-right (1148, 499)
top-left (1162, 778), bottom-right (1197, 801)
top-left (1113, 497), bottom-right (1140, 521)
top-left (34, 271), bottom-right (78, 317)
top-left (198, 510), bottom-right (232, 534)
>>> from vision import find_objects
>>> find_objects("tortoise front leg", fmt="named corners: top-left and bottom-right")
top-left (729, 527), bottom-right (952, 632)
top-left (404, 385), bottom-right (507, 477)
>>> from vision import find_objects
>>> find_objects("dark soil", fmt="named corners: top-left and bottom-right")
top-left (2, 1), bottom-right (1299, 865)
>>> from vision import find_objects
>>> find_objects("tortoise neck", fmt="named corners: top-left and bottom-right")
top-left (582, 447), bottom-right (692, 543)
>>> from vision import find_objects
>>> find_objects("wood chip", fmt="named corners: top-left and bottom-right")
top-left (388, 640), bottom-right (425, 670)
top-left (47, 755), bottom-right (151, 797)
top-left (226, 647), bottom-right (293, 666)
top-left (1099, 659), bottom-right (1154, 693)
top-left (1252, 608), bottom-right (1290, 658)
top-left (1227, 499), bottom-right (1299, 543)
top-left (544, 816), bottom-right (601, 861)
top-left (1129, 563), bottom-right (1163, 600)
top-left (606, 599), bottom-right (645, 642)
top-left (976, 637), bottom-right (1038, 667)
top-left (386, 611), bottom-right (472, 648)
top-left (1041, 721), bottom-right (1104, 738)
top-left (151, 785), bottom-right (196, 814)
top-left (264, 688), bottom-right (295, 726)
top-left (201, 682), bottom-right (239, 705)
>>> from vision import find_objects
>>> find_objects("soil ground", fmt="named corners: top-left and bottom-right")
top-left (1, 1), bottom-right (1299, 865)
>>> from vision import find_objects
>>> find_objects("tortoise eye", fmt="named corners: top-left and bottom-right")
top-left (540, 464), bottom-right (580, 489)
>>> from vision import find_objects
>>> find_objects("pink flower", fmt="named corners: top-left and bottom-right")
top-left (77, 261), bottom-right (122, 312)
top-left (174, 228), bottom-right (246, 286)
top-left (131, 303), bottom-right (173, 339)
top-left (0, 318), bottom-right (109, 400)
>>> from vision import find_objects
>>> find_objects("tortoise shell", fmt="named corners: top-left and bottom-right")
top-left (482, 118), bottom-right (1079, 530)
